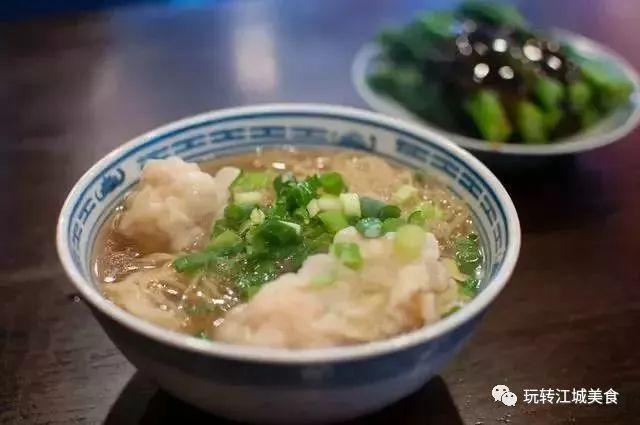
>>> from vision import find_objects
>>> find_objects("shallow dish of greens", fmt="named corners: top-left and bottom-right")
top-left (353, 1), bottom-right (640, 155)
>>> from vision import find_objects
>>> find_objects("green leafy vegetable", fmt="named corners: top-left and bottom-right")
top-left (516, 101), bottom-right (547, 144)
top-left (457, 1), bottom-right (526, 28)
top-left (464, 90), bottom-right (512, 142)
top-left (415, 10), bottom-right (456, 40)
top-left (369, 2), bottom-right (634, 144)
top-left (535, 77), bottom-right (565, 110)
top-left (579, 59), bottom-right (633, 111)
top-left (568, 81), bottom-right (593, 112)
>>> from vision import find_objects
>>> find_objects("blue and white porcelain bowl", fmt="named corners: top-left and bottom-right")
top-left (56, 104), bottom-right (520, 423)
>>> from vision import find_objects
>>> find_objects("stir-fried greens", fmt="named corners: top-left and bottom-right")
top-left (369, 1), bottom-right (634, 144)
top-left (172, 169), bottom-right (483, 301)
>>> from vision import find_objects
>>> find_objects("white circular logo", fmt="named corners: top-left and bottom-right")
top-left (501, 391), bottom-right (518, 407)
top-left (492, 385), bottom-right (510, 402)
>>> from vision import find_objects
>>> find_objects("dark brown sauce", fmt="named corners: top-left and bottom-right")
top-left (435, 20), bottom-right (575, 93)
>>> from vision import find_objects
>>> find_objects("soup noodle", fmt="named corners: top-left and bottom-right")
top-left (94, 148), bottom-right (483, 348)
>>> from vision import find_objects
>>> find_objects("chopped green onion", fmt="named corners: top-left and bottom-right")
top-left (311, 269), bottom-right (338, 287)
top-left (381, 217), bottom-right (405, 233)
top-left (360, 197), bottom-right (386, 218)
top-left (292, 206), bottom-right (311, 224)
top-left (442, 258), bottom-right (468, 282)
top-left (317, 210), bottom-right (349, 233)
top-left (419, 202), bottom-right (443, 220)
top-left (378, 204), bottom-right (402, 220)
top-left (319, 172), bottom-right (345, 195)
top-left (212, 219), bottom-right (229, 237)
top-left (394, 224), bottom-right (426, 261)
top-left (224, 203), bottom-right (255, 227)
top-left (236, 219), bottom-right (254, 236)
top-left (443, 306), bottom-right (461, 317)
top-left (208, 229), bottom-right (241, 252)
top-left (290, 179), bottom-right (318, 208)
top-left (306, 199), bottom-right (320, 217)
top-left (195, 330), bottom-right (209, 340)
top-left (173, 251), bottom-right (217, 273)
top-left (459, 276), bottom-right (480, 298)
top-left (318, 195), bottom-right (343, 212)
top-left (340, 193), bottom-right (361, 217)
top-left (232, 171), bottom-right (272, 192)
top-left (408, 209), bottom-right (427, 226)
top-left (253, 219), bottom-right (302, 247)
top-left (273, 174), bottom-right (292, 195)
top-left (455, 234), bottom-right (483, 274)
top-left (355, 217), bottom-right (383, 238)
top-left (244, 285), bottom-right (262, 299)
top-left (279, 220), bottom-right (301, 234)
top-left (331, 242), bottom-right (363, 270)
top-left (250, 208), bottom-right (265, 224)
top-left (393, 185), bottom-right (418, 204)
top-left (234, 191), bottom-right (263, 205)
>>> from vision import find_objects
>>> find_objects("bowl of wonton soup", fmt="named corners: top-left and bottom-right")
top-left (57, 104), bottom-right (520, 423)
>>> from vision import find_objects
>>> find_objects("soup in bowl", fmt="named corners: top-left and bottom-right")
top-left (57, 104), bottom-right (520, 423)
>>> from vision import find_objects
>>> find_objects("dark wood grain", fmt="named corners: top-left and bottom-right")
top-left (1, 0), bottom-right (639, 423)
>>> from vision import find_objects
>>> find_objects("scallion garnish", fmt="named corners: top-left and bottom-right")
top-left (355, 217), bottom-right (383, 238)
top-left (331, 242), bottom-right (363, 270)
top-left (318, 210), bottom-right (349, 233)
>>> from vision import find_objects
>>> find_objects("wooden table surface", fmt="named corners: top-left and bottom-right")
top-left (1, 0), bottom-right (639, 423)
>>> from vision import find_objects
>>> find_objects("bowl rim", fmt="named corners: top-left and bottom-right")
top-left (56, 103), bottom-right (521, 364)
top-left (352, 28), bottom-right (640, 156)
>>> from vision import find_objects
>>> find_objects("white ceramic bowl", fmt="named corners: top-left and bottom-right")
top-left (56, 104), bottom-right (520, 423)
top-left (353, 29), bottom-right (640, 156)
